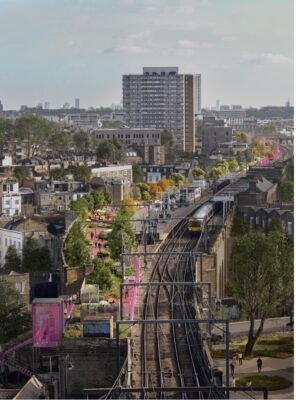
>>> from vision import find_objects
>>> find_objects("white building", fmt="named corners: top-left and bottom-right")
top-left (0, 228), bottom-right (23, 265)
top-left (0, 181), bottom-right (22, 217)
top-left (90, 165), bottom-right (133, 183)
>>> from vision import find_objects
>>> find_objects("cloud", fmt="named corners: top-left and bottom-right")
top-left (221, 35), bottom-right (240, 42)
top-left (241, 51), bottom-right (292, 65)
top-left (103, 31), bottom-right (153, 54)
top-left (164, 39), bottom-right (212, 56)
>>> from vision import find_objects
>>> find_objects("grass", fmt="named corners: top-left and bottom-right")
top-left (236, 375), bottom-right (292, 391)
top-left (211, 333), bottom-right (293, 359)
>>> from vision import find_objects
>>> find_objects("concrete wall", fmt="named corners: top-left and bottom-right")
top-left (59, 338), bottom-right (127, 399)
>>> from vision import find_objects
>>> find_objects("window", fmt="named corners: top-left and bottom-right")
top-left (15, 282), bottom-right (23, 293)
top-left (15, 200), bottom-right (19, 205)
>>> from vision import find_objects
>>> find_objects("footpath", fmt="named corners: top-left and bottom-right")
top-left (214, 356), bottom-right (294, 400)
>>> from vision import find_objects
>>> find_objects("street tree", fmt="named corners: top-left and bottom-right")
top-left (132, 164), bottom-right (144, 183)
top-left (227, 159), bottom-right (239, 172)
top-left (70, 197), bottom-right (89, 218)
top-left (208, 167), bottom-right (224, 179)
top-left (73, 165), bottom-right (91, 183)
top-left (48, 132), bottom-right (71, 153)
top-left (0, 281), bottom-right (31, 343)
top-left (89, 189), bottom-right (111, 210)
top-left (15, 114), bottom-right (52, 157)
top-left (190, 168), bottom-right (205, 180)
top-left (229, 230), bottom-right (293, 356)
top-left (4, 245), bottom-right (22, 272)
top-left (50, 168), bottom-right (68, 180)
top-left (170, 172), bottom-right (185, 186)
top-left (278, 181), bottom-right (293, 202)
top-left (73, 130), bottom-right (90, 153)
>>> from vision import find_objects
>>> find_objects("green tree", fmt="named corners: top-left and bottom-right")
top-left (48, 132), bottom-right (71, 153)
top-left (64, 220), bottom-right (91, 267)
top-left (22, 238), bottom-right (53, 272)
top-left (215, 160), bottom-right (229, 175)
top-left (108, 212), bottom-right (135, 259)
top-left (70, 197), bottom-right (89, 218)
top-left (231, 212), bottom-right (250, 236)
top-left (89, 189), bottom-right (111, 210)
top-left (208, 167), bottom-right (224, 179)
top-left (230, 231), bottom-right (293, 356)
top-left (96, 140), bottom-right (114, 161)
top-left (14, 166), bottom-right (30, 185)
top-left (227, 159), bottom-right (239, 172)
top-left (73, 130), bottom-right (90, 153)
top-left (15, 114), bottom-right (52, 157)
top-left (132, 165), bottom-right (144, 183)
top-left (278, 181), bottom-right (293, 202)
top-left (0, 281), bottom-right (31, 343)
top-left (73, 165), bottom-right (91, 183)
top-left (161, 129), bottom-right (175, 148)
top-left (0, 118), bottom-right (13, 155)
top-left (4, 245), bottom-right (22, 272)
top-left (87, 265), bottom-right (113, 291)
top-left (50, 168), bottom-right (67, 180)
top-left (190, 168), bottom-right (205, 180)
top-left (170, 172), bottom-right (185, 186)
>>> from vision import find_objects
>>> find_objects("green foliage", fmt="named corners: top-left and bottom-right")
top-left (132, 164), bottom-right (144, 183)
top-left (48, 132), bottom-right (71, 153)
top-left (70, 197), bottom-right (89, 218)
top-left (22, 238), bottom-right (53, 272)
top-left (0, 118), bottom-right (13, 154)
top-left (227, 159), bottom-right (239, 172)
top-left (231, 212), bottom-right (250, 236)
top-left (50, 168), bottom-right (67, 180)
top-left (96, 139), bottom-right (123, 162)
top-left (73, 165), bottom-right (91, 182)
top-left (161, 129), bottom-right (175, 148)
top-left (208, 167), bottom-right (224, 179)
top-left (215, 160), bottom-right (229, 175)
top-left (190, 168), bottom-right (205, 180)
top-left (235, 132), bottom-right (247, 143)
top-left (136, 183), bottom-right (150, 201)
top-left (89, 189), bottom-right (111, 210)
top-left (73, 130), bottom-right (90, 152)
top-left (14, 166), bottom-right (30, 185)
top-left (0, 281), bottom-right (31, 343)
top-left (230, 230), bottom-right (293, 355)
top-left (108, 212), bottom-right (135, 259)
top-left (278, 180), bottom-right (293, 202)
top-left (170, 172), bottom-right (185, 186)
top-left (87, 265), bottom-right (113, 291)
top-left (64, 220), bottom-right (91, 267)
top-left (4, 245), bottom-right (22, 272)
top-left (15, 114), bottom-right (52, 157)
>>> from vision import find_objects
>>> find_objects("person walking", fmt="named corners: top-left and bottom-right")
top-left (257, 357), bottom-right (262, 373)
top-left (238, 353), bottom-right (243, 365)
top-left (230, 361), bottom-right (235, 378)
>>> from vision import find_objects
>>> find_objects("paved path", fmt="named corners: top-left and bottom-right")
top-left (214, 356), bottom-right (294, 400)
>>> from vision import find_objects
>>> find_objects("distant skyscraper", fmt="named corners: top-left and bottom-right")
top-left (44, 101), bottom-right (50, 110)
top-left (123, 67), bottom-right (197, 152)
top-left (216, 99), bottom-right (220, 111)
top-left (285, 98), bottom-right (290, 108)
top-left (0, 100), bottom-right (3, 112)
top-left (75, 98), bottom-right (80, 109)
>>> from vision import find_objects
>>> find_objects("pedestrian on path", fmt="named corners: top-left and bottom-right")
top-left (238, 353), bottom-right (243, 365)
top-left (230, 361), bottom-right (235, 378)
top-left (257, 357), bottom-right (262, 373)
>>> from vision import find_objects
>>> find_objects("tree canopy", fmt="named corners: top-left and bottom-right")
top-left (170, 172), bottom-right (185, 186)
top-left (73, 165), bottom-right (91, 183)
top-left (64, 220), bottom-right (91, 267)
top-left (190, 168), bottom-right (205, 180)
top-left (108, 210), bottom-right (135, 259)
top-left (14, 166), bottom-right (30, 185)
top-left (0, 281), bottom-right (31, 343)
top-left (132, 164), bottom-right (144, 183)
top-left (4, 245), bottom-right (22, 272)
top-left (22, 238), bottom-right (53, 272)
top-left (229, 230), bottom-right (293, 355)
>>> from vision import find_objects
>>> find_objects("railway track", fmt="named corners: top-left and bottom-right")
top-left (137, 212), bottom-right (224, 399)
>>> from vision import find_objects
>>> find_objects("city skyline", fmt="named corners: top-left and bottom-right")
top-left (0, 0), bottom-right (293, 110)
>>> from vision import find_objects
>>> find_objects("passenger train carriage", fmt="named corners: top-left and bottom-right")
top-left (188, 202), bottom-right (215, 235)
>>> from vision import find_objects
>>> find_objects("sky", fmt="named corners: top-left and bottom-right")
top-left (0, 0), bottom-right (293, 110)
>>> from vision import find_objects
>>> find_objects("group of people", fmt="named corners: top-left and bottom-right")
top-left (230, 354), bottom-right (263, 387)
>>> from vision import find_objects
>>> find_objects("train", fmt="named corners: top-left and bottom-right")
top-left (188, 201), bottom-right (215, 235)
